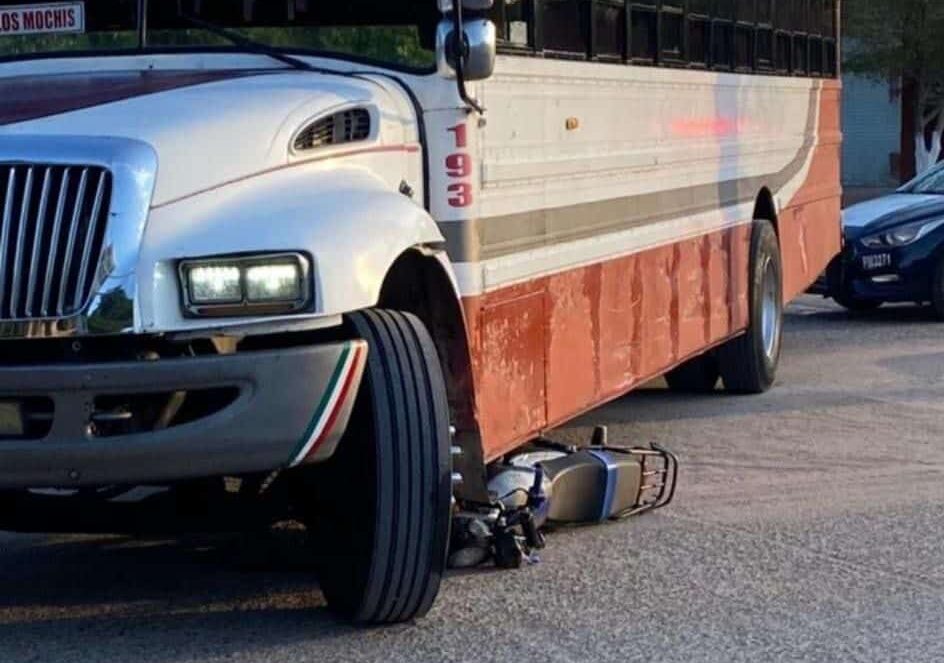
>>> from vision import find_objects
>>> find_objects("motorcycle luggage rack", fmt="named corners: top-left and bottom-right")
top-left (608, 442), bottom-right (679, 519)
top-left (534, 430), bottom-right (679, 520)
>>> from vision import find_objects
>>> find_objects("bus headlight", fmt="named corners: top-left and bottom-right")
top-left (180, 253), bottom-right (312, 317)
top-left (187, 265), bottom-right (243, 305)
top-left (245, 264), bottom-right (304, 302)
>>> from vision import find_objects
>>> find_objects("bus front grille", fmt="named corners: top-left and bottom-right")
top-left (0, 164), bottom-right (112, 321)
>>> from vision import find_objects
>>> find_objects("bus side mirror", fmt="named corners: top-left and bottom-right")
top-left (436, 19), bottom-right (497, 82)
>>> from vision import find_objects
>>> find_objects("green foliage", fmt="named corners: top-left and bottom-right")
top-left (236, 27), bottom-right (434, 68)
top-left (844, 0), bottom-right (944, 170)
top-left (843, 0), bottom-right (944, 92)
top-left (0, 26), bottom-right (433, 68)
top-left (0, 31), bottom-right (136, 57)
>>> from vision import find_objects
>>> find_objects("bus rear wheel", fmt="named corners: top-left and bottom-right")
top-left (300, 309), bottom-right (452, 624)
top-left (718, 220), bottom-right (783, 394)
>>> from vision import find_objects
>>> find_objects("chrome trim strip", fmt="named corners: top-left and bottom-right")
top-left (0, 136), bottom-right (158, 338)
top-left (0, 167), bottom-right (16, 312)
top-left (24, 167), bottom-right (52, 318)
top-left (42, 167), bottom-right (70, 318)
top-left (75, 170), bottom-right (108, 311)
top-left (57, 167), bottom-right (89, 317)
top-left (10, 166), bottom-right (34, 317)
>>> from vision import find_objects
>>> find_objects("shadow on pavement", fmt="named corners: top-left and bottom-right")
top-left (0, 605), bottom-right (360, 663)
top-left (569, 386), bottom-right (874, 426)
top-left (0, 529), bottom-right (335, 616)
top-left (787, 301), bottom-right (940, 328)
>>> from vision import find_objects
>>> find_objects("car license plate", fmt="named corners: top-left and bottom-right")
top-left (0, 401), bottom-right (24, 437)
top-left (862, 253), bottom-right (892, 271)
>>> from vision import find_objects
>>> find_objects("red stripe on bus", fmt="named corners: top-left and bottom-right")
top-left (301, 344), bottom-right (364, 462)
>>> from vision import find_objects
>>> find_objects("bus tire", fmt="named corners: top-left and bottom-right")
top-left (304, 309), bottom-right (452, 624)
top-left (665, 353), bottom-right (719, 393)
top-left (718, 220), bottom-right (783, 394)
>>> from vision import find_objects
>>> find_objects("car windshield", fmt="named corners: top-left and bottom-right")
top-left (901, 162), bottom-right (944, 195)
top-left (0, 0), bottom-right (437, 70)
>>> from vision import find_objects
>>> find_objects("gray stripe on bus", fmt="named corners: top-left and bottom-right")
top-left (440, 84), bottom-right (819, 263)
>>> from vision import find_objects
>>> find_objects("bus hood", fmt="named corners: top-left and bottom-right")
top-left (0, 69), bottom-right (402, 206)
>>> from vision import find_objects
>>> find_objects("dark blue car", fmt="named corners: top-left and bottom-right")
top-left (818, 163), bottom-right (944, 316)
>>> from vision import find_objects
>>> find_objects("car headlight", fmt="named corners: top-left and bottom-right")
top-left (179, 253), bottom-right (312, 317)
top-left (861, 219), bottom-right (944, 248)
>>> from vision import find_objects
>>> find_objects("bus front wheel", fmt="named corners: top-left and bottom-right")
top-left (718, 220), bottom-right (783, 394)
top-left (299, 309), bottom-right (452, 624)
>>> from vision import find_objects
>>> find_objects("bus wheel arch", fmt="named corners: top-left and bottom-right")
top-left (754, 187), bottom-right (780, 237)
top-left (376, 248), bottom-right (489, 502)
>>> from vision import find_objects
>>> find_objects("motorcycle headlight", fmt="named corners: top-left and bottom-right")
top-left (861, 219), bottom-right (944, 248)
top-left (180, 253), bottom-right (312, 317)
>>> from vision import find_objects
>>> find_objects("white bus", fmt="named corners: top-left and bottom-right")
top-left (0, 0), bottom-right (840, 624)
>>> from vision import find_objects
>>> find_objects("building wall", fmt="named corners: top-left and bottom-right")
top-left (841, 74), bottom-right (901, 188)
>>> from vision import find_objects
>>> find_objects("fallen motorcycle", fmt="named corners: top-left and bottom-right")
top-left (449, 426), bottom-right (679, 569)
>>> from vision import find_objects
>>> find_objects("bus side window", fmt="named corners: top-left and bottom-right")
top-left (712, 0), bottom-right (735, 70)
top-left (488, 0), bottom-right (840, 81)
top-left (660, 1), bottom-right (684, 64)
top-left (491, 0), bottom-right (535, 49)
top-left (712, 21), bottom-right (734, 70)
top-left (629, 4), bottom-right (657, 62)
top-left (688, 1), bottom-right (710, 68)
top-left (756, 0), bottom-right (774, 71)
top-left (541, 0), bottom-right (590, 56)
top-left (593, 0), bottom-right (625, 62)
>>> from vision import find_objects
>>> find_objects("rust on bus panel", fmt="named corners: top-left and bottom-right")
top-left (464, 287), bottom-right (547, 446)
top-left (464, 222), bottom-right (752, 461)
top-left (780, 80), bottom-right (843, 301)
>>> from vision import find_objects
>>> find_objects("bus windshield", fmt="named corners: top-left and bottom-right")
top-left (0, 0), bottom-right (438, 70)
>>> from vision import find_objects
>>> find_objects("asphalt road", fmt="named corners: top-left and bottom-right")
top-left (3, 295), bottom-right (944, 663)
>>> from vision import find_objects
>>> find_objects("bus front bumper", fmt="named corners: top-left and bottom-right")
top-left (0, 340), bottom-right (366, 490)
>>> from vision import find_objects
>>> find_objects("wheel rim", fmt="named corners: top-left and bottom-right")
top-left (760, 256), bottom-right (781, 360)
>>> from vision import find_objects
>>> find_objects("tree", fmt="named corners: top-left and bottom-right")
top-left (844, 0), bottom-right (944, 173)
